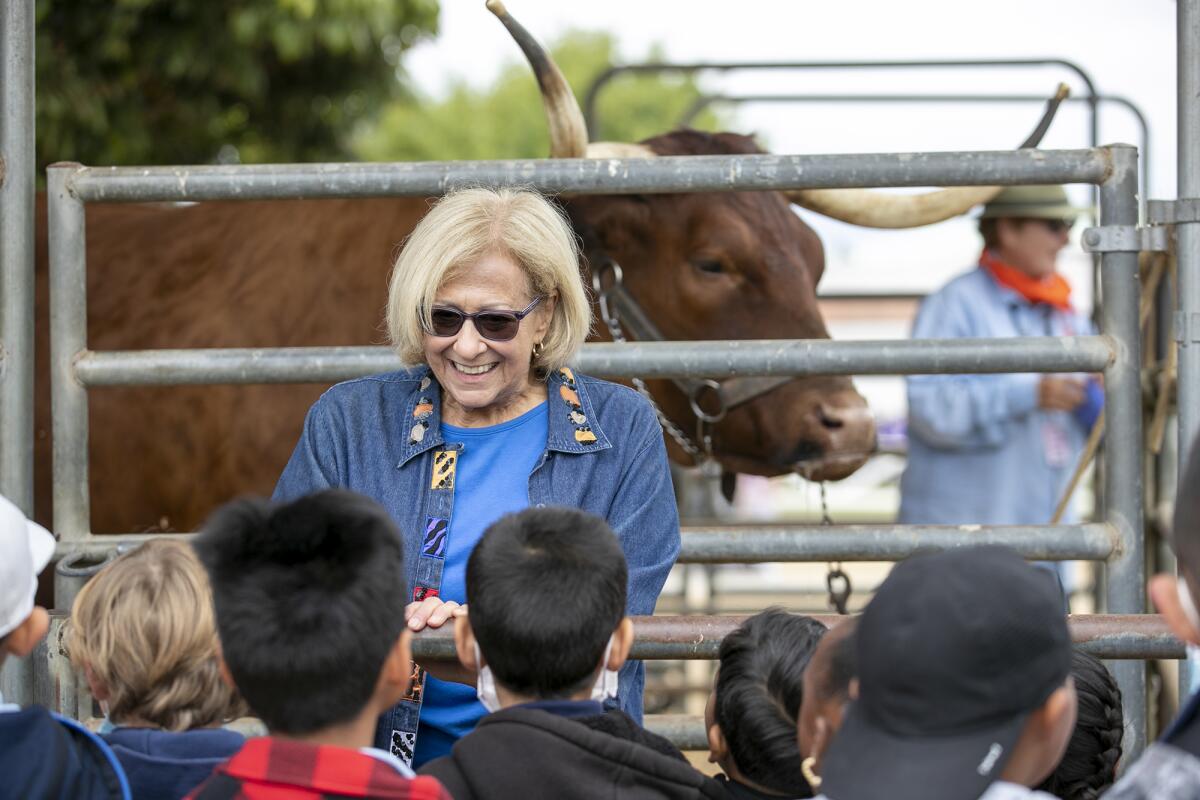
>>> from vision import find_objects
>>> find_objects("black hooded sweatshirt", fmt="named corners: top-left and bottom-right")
top-left (420, 706), bottom-right (726, 800)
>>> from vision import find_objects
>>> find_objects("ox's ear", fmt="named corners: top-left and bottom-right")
top-left (563, 194), bottom-right (655, 269)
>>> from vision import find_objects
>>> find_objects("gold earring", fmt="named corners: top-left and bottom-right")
top-left (532, 341), bottom-right (544, 359)
top-left (800, 756), bottom-right (822, 790)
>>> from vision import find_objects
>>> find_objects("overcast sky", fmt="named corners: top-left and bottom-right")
top-left (404, 1), bottom-right (1179, 295)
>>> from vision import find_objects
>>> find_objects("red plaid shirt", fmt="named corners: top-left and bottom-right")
top-left (185, 737), bottom-right (452, 800)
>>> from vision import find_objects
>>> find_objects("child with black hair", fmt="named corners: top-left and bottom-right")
top-left (1036, 651), bottom-right (1123, 800)
top-left (704, 609), bottom-right (827, 799)
top-left (812, 547), bottom-right (1077, 800)
top-left (419, 506), bottom-right (725, 799)
top-left (797, 617), bottom-right (857, 786)
top-left (0, 494), bottom-right (130, 799)
top-left (185, 490), bottom-right (451, 800)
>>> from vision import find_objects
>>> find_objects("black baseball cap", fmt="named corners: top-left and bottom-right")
top-left (819, 546), bottom-right (1072, 800)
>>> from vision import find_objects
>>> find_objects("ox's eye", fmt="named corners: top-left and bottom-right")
top-left (691, 258), bottom-right (725, 274)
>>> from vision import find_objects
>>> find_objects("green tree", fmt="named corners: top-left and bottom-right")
top-left (352, 31), bottom-right (726, 162)
top-left (35, 0), bottom-right (439, 171)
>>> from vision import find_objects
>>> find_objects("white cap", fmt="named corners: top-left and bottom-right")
top-left (0, 494), bottom-right (56, 639)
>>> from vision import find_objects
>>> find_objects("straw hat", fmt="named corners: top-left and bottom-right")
top-left (979, 185), bottom-right (1086, 220)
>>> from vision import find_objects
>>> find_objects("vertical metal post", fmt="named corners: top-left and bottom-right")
top-left (1180, 0), bottom-right (1200, 483)
top-left (1101, 144), bottom-right (1146, 758)
top-left (0, 0), bottom-right (35, 513)
top-left (47, 164), bottom-right (91, 542)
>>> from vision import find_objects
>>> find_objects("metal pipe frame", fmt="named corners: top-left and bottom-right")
top-left (72, 336), bottom-right (1114, 387)
top-left (676, 93), bottom-right (1151, 207)
top-left (65, 148), bottom-right (1113, 203)
top-left (47, 523), bottom-right (1115, 562)
top-left (1179, 1), bottom-right (1200, 513)
top-left (581, 58), bottom-right (1101, 144)
top-left (409, 614), bottom-right (1181, 662)
top-left (47, 165), bottom-right (91, 542)
top-left (46, 144), bottom-right (1147, 748)
top-left (1100, 144), bottom-right (1147, 757)
top-left (0, 0), bottom-right (35, 514)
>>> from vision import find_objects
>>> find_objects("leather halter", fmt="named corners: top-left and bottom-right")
top-left (590, 258), bottom-right (793, 459)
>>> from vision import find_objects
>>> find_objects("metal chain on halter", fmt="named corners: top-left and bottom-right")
top-left (820, 481), bottom-right (852, 615)
top-left (592, 263), bottom-right (714, 467)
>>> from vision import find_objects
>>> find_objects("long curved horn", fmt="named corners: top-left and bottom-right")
top-left (784, 84), bottom-right (1071, 228)
top-left (585, 142), bottom-right (657, 159)
top-left (486, 0), bottom-right (588, 158)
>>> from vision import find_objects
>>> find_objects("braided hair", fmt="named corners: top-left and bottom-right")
top-left (1035, 650), bottom-right (1123, 800)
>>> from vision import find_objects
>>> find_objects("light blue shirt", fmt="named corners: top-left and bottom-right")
top-left (416, 401), bottom-right (548, 766)
top-left (899, 266), bottom-right (1095, 525)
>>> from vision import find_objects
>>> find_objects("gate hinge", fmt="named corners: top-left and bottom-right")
top-left (1148, 198), bottom-right (1200, 225)
top-left (1081, 224), bottom-right (1169, 253)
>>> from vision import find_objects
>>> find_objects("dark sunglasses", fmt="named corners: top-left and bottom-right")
top-left (1035, 218), bottom-right (1073, 234)
top-left (423, 296), bottom-right (544, 342)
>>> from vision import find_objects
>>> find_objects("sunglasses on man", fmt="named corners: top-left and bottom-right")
top-left (422, 296), bottom-right (544, 342)
top-left (1034, 218), bottom-right (1073, 234)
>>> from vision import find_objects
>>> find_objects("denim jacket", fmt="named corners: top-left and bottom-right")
top-left (899, 266), bottom-right (1095, 525)
top-left (273, 366), bottom-right (681, 727)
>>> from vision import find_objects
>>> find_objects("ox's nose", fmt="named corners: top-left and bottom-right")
top-left (789, 394), bottom-right (877, 481)
top-left (817, 404), bottom-right (847, 431)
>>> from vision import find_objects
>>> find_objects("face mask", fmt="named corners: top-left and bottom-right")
top-left (1179, 577), bottom-right (1200, 632)
top-left (590, 636), bottom-right (618, 703)
top-left (1177, 578), bottom-right (1200, 694)
top-left (475, 636), bottom-right (619, 712)
top-left (475, 643), bottom-right (502, 713)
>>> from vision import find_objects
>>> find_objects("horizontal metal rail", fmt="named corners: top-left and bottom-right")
top-left (73, 336), bottom-right (1114, 387)
top-left (409, 614), bottom-right (1181, 662)
top-left (48, 523), bottom-right (1116, 562)
top-left (63, 148), bottom-right (1114, 204)
top-left (678, 523), bottom-right (1116, 562)
top-left (644, 715), bottom-right (708, 751)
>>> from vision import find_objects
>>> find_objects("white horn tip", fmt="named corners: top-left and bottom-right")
top-left (486, 0), bottom-right (507, 16)
top-left (1055, 82), bottom-right (1070, 101)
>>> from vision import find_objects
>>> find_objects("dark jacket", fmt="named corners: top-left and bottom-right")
top-left (103, 726), bottom-right (244, 800)
top-left (1106, 689), bottom-right (1200, 799)
top-left (713, 773), bottom-right (810, 800)
top-left (575, 708), bottom-right (689, 762)
top-left (0, 705), bottom-right (130, 799)
top-left (419, 706), bottom-right (726, 800)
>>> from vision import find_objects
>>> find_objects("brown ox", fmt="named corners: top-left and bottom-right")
top-left (30, 4), bottom-right (1062, 534)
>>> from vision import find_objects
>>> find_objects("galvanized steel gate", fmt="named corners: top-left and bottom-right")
top-left (5, 0), bottom-right (1200, 764)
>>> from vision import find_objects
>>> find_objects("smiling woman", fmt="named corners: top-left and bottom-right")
top-left (272, 187), bottom-right (681, 769)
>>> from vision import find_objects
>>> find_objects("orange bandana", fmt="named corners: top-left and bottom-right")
top-left (980, 249), bottom-right (1072, 312)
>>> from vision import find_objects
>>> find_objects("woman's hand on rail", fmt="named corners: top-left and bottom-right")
top-left (405, 598), bottom-right (474, 685)
top-left (406, 597), bottom-right (467, 632)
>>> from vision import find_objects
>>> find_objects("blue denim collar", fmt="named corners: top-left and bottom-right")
top-left (397, 366), bottom-right (612, 468)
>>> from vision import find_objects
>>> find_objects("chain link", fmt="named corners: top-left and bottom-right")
top-left (597, 290), bottom-right (712, 467)
top-left (820, 481), bottom-right (852, 615)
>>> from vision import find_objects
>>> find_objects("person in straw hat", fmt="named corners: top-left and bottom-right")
top-left (899, 185), bottom-right (1101, 533)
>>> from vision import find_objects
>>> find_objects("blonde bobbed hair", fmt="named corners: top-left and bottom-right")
top-left (387, 188), bottom-right (592, 374)
top-left (67, 539), bottom-right (245, 731)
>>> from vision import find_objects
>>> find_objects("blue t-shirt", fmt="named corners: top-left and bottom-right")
top-left (413, 401), bottom-right (548, 767)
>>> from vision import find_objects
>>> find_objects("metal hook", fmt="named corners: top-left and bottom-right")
top-left (688, 379), bottom-right (727, 424)
top-left (590, 259), bottom-right (624, 296)
top-left (826, 567), bottom-right (852, 616)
